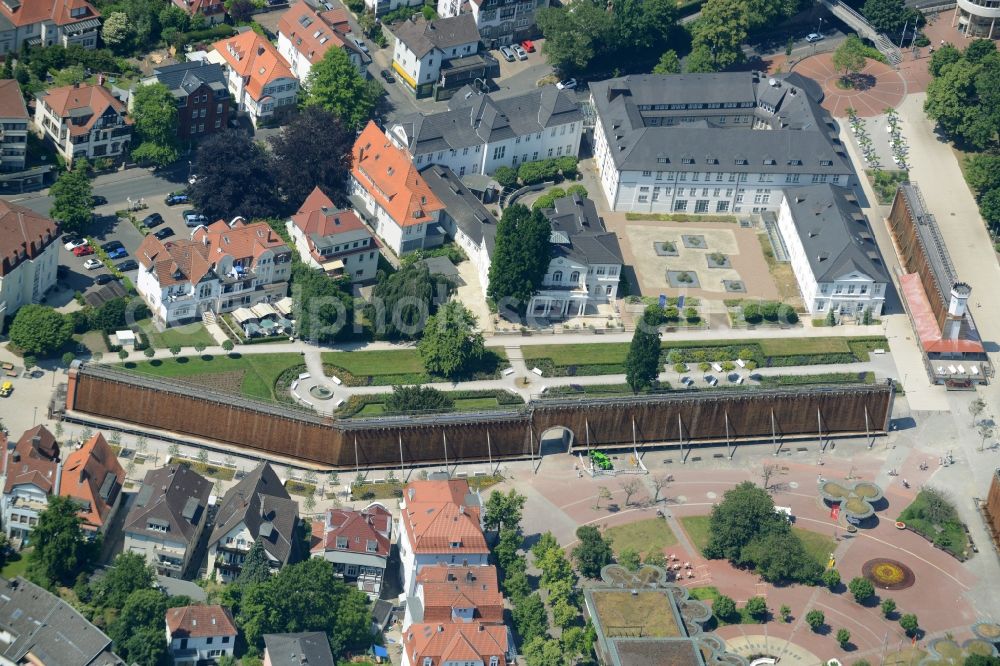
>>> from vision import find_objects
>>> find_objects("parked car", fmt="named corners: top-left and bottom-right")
top-left (521, 40), bottom-right (535, 52)
top-left (154, 227), bottom-right (175, 240)
top-left (0, 381), bottom-right (12, 397)
top-left (72, 245), bottom-right (95, 257)
top-left (805, 32), bottom-right (824, 42)
top-left (184, 210), bottom-right (208, 227)
top-left (351, 36), bottom-right (369, 54)
top-left (380, 69), bottom-right (395, 83)
top-left (512, 44), bottom-right (527, 61)
top-left (499, 45), bottom-right (515, 62)
top-left (115, 259), bottom-right (138, 272)
top-left (556, 78), bottom-right (577, 90)
top-left (142, 212), bottom-right (164, 228)
top-left (83, 258), bottom-right (102, 270)
top-left (101, 240), bottom-right (124, 252)
top-left (107, 246), bottom-right (128, 259)
top-left (95, 273), bottom-right (116, 285)
top-left (64, 237), bottom-right (87, 251)
top-left (165, 193), bottom-right (189, 206)
top-left (91, 195), bottom-right (108, 206)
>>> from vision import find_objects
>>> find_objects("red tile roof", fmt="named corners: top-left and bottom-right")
top-left (900, 273), bottom-right (985, 354)
top-left (0, 199), bottom-right (59, 278)
top-left (352, 122), bottom-right (444, 228)
top-left (278, 1), bottom-right (351, 68)
top-left (416, 565), bottom-right (503, 625)
top-left (172, 0), bottom-right (223, 17)
top-left (192, 218), bottom-right (289, 267)
top-left (137, 235), bottom-right (214, 287)
top-left (292, 187), bottom-right (368, 237)
top-left (311, 503), bottom-right (392, 558)
top-left (38, 84), bottom-right (129, 137)
top-left (213, 31), bottom-right (295, 101)
top-left (166, 605), bottom-right (238, 639)
top-left (2, 426), bottom-right (59, 495)
top-left (59, 433), bottom-right (124, 531)
top-left (401, 480), bottom-right (487, 555)
top-left (404, 623), bottom-right (509, 666)
top-left (0, 80), bottom-right (28, 119)
top-left (0, 0), bottom-right (99, 28)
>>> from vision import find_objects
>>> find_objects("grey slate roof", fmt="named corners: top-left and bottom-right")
top-left (149, 60), bottom-right (227, 99)
top-left (0, 577), bottom-right (123, 666)
top-left (420, 163), bottom-right (496, 255)
top-left (124, 464), bottom-right (212, 549)
top-left (395, 85), bottom-right (581, 155)
top-left (781, 184), bottom-right (889, 284)
top-left (264, 632), bottom-right (334, 666)
top-left (210, 462), bottom-right (298, 566)
top-left (542, 195), bottom-right (623, 266)
top-left (590, 72), bottom-right (851, 175)
top-left (391, 13), bottom-right (479, 59)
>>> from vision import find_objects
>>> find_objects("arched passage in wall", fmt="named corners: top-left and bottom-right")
top-left (538, 426), bottom-right (574, 456)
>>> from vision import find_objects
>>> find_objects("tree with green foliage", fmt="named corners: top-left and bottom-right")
top-left (744, 596), bottom-right (767, 620)
top-left (930, 44), bottom-right (963, 76)
top-left (740, 531), bottom-right (823, 584)
top-left (837, 628), bottom-right (852, 647)
top-left (27, 495), bottom-right (97, 587)
top-left (618, 548), bottom-right (641, 571)
top-left (269, 105), bottom-right (353, 209)
top-left (979, 188), bottom-right (1000, 230)
top-left (881, 598), bottom-right (896, 617)
top-left (925, 52), bottom-right (1000, 150)
top-left (495, 529), bottom-right (523, 574)
top-left (523, 636), bottom-right (564, 666)
top-left (690, 0), bottom-right (748, 71)
top-left (713, 595), bottom-right (736, 621)
top-left (624, 311), bottom-right (661, 393)
top-left (130, 82), bottom-right (180, 167)
top-left (538, 547), bottom-right (574, 589)
top-left (9, 305), bottom-right (73, 356)
top-left (384, 385), bottom-right (454, 414)
top-left (484, 489), bottom-right (527, 532)
top-left (487, 204), bottom-right (552, 317)
top-left (303, 47), bottom-right (380, 129)
top-left (644, 550), bottom-right (667, 568)
top-left (503, 565), bottom-right (531, 600)
top-left (805, 609), bottom-right (825, 630)
top-left (900, 613), bottom-right (919, 636)
top-left (613, 0), bottom-right (677, 53)
top-left (779, 604), bottom-right (791, 622)
top-left (704, 481), bottom-right (786, 563)
top-left (862, 0), bottom-right (922, 35)
top-left (109, 589), bottom-right (170, 665)
top-left (418, 301), bottom-right (486, 379)
top-left (91, 552), bottom-right (155, 609)
top-left (964, 656), bottom-right (1000, 666)
top-left (572, 525), bottom-right (613, 578)
top-left (190, 131), bottom-right (282, 221)
top-left (513, 593), bottom-right (549, 643)
top-left (531, 531), bottom-right (560, 560)
top-left (537, 0), bottom-right (614, 74)
top-left (92, 297), bottom-right (130, 333)
top-left (653, 49), bottom-right (681, 74)
top-left (291, 264), bottom-right (354, 344)
top-left (822, 568), bottom-right (842, 590)
top-left (964, 38), bottom-right (996, 63)
top-left (237, 539), bottom-right (273, 587)
top-left (101, 12), bottom-right (134, 53)
top-left (49, 162), bottom-right (93, 234)
top-left (833, 35), bottom-right (869, 80)
top-left (964, 154), bottom-right (1000, 194)
top-left (848, 576), bottom-right (875, 603)
top-left (367, 262), bottom-right (450, 339)
top-left (493, 166), bottom-right (517, 188)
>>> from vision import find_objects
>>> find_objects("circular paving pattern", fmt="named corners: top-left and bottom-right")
top-left (862, 557), bottom-right (916, 590)
top-left (309, 385), bottom-right (335, 400)
top-left (792, 53), bottom-right (906, 117)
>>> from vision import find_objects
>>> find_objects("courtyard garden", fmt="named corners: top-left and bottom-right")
top-left (604, 517), bottom-right (678, 559)
top-left (337, 389), bottom-right (524, 417)
top-left (898, 488), bottom-right (971, 558)
top-left (123, 353), bottom-right (304, 402)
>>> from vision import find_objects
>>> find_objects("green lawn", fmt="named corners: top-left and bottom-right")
top-left (354, 396), bottom-right (506, 416)
top-left (137, 319), bottom-right (217, 350)
top-left (605, 517), bottom-right (678, 557)
top-left (124, 353), bottom-right (303, 401)
top-left (680, 515), bottom-right (712, 554)
top-left (323, 349), bottom-right (426, 376)
top-left (757, 337), bottom-right (850, 356)
top-left (169, 457), bottom-right (236, 480)
top-left (793, 528), bottom-right (837, 567)
top-left (522, 343), bottom-right (631, 367)
top-left (0, 552), bottom-right (30, 579)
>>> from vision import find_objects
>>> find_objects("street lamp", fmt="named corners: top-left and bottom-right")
top-left (818, 17), bottom-right (824, 35)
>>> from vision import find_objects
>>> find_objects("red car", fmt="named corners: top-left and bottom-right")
top-left (521, 40), bottom-right (535, 53)
top-left (72, 244), bottom-right (94, 256)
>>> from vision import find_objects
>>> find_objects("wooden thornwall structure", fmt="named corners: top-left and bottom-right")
top-left (985, 470), bottom-right (1000, 543)
top-left (67, 365), bottom-right (894, 468)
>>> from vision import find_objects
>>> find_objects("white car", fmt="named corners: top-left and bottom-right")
top-left (805, 33), bottom-right (824, 43)
top-left (512, 44), bottom-right (528, 61)
top-left (64, 237), bottom-right (88, 251)
top-left (556, 78), bottom-right (577, 90)
top-left (83, 258), bottom-right (102, 270)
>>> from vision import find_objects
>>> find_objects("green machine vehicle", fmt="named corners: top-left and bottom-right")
top-left (589, 450), bottom-right (612, 470)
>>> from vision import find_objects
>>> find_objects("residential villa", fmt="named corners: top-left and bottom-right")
top-left (287, 186), bottom-right (379, 282)
top-left (397, 479), bottom-right (488, 598)
top-left (123, 465), bottom-right (213, 578)
top-left (277, 0), bottom-right (368, 81)
top-left (60, 432), bottom-right (125, 535)
top-left (170, 0), bottom-right (224, 24)
top-left (402, 564), bottom-right (503, 629)
top-left (263, 632), bottom-right (335, 666)
top-left (436, 0), bottom-right (548, 49)
top-left (140, 60), bottom-right (230, 141)
top-left (310, 503), bottom-right (393, 598)
top-left (388, 85), bottom-right (582, 177)
top-left (135, 218), bottom-right (292, 328)
top-left (0, 199), bottom-right (59, 329)
top-left (206, 462), bottom-right (299, 582)
top-left (165, 605), bottom-right (238, 665)
top-left (590, 72), bottom-right (853, 214)
top-left (209, 31), bottom-right (298, 127)
top-left (350, 121), bottom-right (445, 256)
top-left (401, 623), bottom-right (514, 666)
top-left (776, 184), bottom-right (889, 319)
top-left (389, 14), bottom-right (482, 98)
top-left (0, 0), bottom-right (101, 55)
top-left (1, 425), bottom-right (59, 544)
top-left (34, 83), bottom-right (132, 168)
top-left (0, 79), bottom-right (28, 173)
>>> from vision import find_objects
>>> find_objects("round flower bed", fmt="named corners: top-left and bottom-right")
top-left (862, 558), bottom-right (916, 590)
top-left (895, 521), bottom-right (906, 530)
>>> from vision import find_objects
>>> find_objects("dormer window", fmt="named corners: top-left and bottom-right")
top-left (366, 539), bottom-right (378, 553)
top-left (490, 657), bottom-right (499, 666)
top-left (450, 540), bottom-right (461, 548)
top-left (336, 536), bottom-right (348, 549)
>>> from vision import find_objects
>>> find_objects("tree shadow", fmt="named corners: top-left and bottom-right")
top-left (176, 356), bottom-right (189, 364)
top-left (201, 354), bottom-right (214, 361)
top-left (149, 359), bottom-right (162, 367)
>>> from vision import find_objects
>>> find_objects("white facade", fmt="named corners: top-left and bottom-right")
top-left (166, 630), bottom-right (235, 664)
top-left (391, 33), bottom-right (478, 92)
top-left (124, 531), bottom-right (191, 578)
top-left (206, 522), bottom-right (280, 582)
top-left (0, 13), bottom-right (100, 56)
top-left (396, 519), bottom-right (489, 598)
top-left (529, 257), bottom-right (620, 318)
top-left (33, 94), bottom-right (131, 168)
top-left (367, 0), bottom-right (421, 17)
top-left (2, 482), bottom-right (50, 544)
top-left (0, 108), bottom-right (27, 172)
top-left (439, 0), bottom-right (548, 46)
top-left (776, 197), bottom-right (887, 318)
top-left (349, 177), bottom-right (436, 256)
top-left (286, 220), bottom-right (379, 282)
top-left (0, 236), bottom-right (57, 329)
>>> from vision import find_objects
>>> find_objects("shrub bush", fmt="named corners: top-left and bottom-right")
top-left (494, 166), bottom-right (517, 189)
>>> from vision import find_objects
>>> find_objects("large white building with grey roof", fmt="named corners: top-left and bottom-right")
top-left (389, 84), bottom-right (582, 177)
top-left (390, 14), bottom-right (481, 97)
top-left (591, 72), bottom-right (855, 215)
top-left (776, 184), bottom-right (889, 318)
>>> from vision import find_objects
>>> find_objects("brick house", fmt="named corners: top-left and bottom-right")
top-left (141, 60), bottom-right (230, 141)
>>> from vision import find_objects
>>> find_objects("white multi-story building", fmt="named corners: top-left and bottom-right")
top-left (351, 121), bottom-right (446, 256)
top-left (0, 79), bottom-right (28, 173)
top-left (590, 73), bottom-right (855, 215)
top-left (776, 184), bottom-right (889, 319)
top-left (136, 218), bottom-right (292, 328)
top-left (951, 0), bottom-right (1000, 37)
top-left (1, 426), bottom-right (59, 544)
top-left (389, 14), bottom-right (480, 97)
top-left (209, 31), bottom-right (298, 128)
top-left (310, 503), bottom-right (393, 598)
top-left (437, 0), bottom-right (548, 47)
top-left (166, 605), bottom-right (238, 665)
top-left (34, 83), bottom-right (132, 168)
top-left (0, 0), bottom-right (101, 55)
top-left (397, 479), bottom-right (488, 598)
top-left (389, 84), bottom-right (582, 177)
top-left (277, 0), bottom-right (368, 81)
top-left (0, 199), bottom-right (58, 329)
top-left (287, 186), bottom-right (380, 282)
